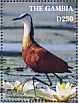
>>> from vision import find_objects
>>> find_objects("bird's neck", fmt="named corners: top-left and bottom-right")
top-left (22, 23), bottom-right (33, 49)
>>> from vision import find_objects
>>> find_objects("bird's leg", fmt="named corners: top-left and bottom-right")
top-left (17, 75), bottom-right (52, 95)
top-left (53, 73), bottom-right (62, 84)
top-left (32, 77), bottom-right (36, 96)
top-left (31, 76), bottom-right (52, 96)
top-left (32, 76), bottom-right (52, 86)
top-left (46, 74), bottom-right (52, 86)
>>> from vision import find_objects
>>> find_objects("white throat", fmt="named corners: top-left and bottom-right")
top-left (22, 17), bottom-right (33, 49)
top-left (24, 19), bottom-right (31, 35)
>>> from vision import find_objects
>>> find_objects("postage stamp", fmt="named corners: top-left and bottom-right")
top-left (0, 0), bottom-right (77, 103)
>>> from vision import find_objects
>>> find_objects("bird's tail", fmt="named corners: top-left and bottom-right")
top-left (66, 70), bottom-right (72, 73)
top-left (65, 66), bottom-right (73, 73)
top-left (68, 66), bottom-right (73, 69)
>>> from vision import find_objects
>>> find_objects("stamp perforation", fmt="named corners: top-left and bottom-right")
top-left (0, 99), bottom-right (77, 102)
top-left (1, 0), bottom-right (77, 102)
top-left (0, 0), bottom-right (3, 102)
top-left (2, 0), bottom-right (76, 2)
top-left (76, 0), bottom-right (78, 102)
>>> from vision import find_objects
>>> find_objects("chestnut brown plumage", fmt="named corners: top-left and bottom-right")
top-left (12, 13), bottom-right (72, 85)
top-left (22, 42), bottom-right (70, 73)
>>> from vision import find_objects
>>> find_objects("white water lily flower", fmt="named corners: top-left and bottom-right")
top-left (23, 80), bottom-right (39, 92)
top-left (0, 81), bottom-right (13, 90)
top-left (40, 82), bottom-right (78, 101)
top-left (0, 81), bottom-right (20, 90)
top-left (13, 81), bottom-right (21, 90)
top-left (14, 80), bottom-right (39, 92)
top-left (0, 80), bottom-right (39, 92)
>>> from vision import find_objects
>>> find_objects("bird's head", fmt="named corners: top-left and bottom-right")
top-left (12, 13), bottom-right (32, 24)
top-left (12, 13), bottom-right (34, 42)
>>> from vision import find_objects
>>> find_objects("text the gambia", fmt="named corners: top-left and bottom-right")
top-left (29, 6), bottom-right (73, 11)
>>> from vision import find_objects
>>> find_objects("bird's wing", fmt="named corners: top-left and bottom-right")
top-left (22, 43), bottom-right (68, 73)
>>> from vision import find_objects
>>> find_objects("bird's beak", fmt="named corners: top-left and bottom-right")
top-left (12, 17), bottom-right (21, 21)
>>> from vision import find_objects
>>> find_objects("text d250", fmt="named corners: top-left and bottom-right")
top-left (57, 16), bottom-right (73, 22)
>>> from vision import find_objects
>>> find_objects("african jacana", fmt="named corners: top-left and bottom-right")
top-left (12, 13), bottom-right (72, 86)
